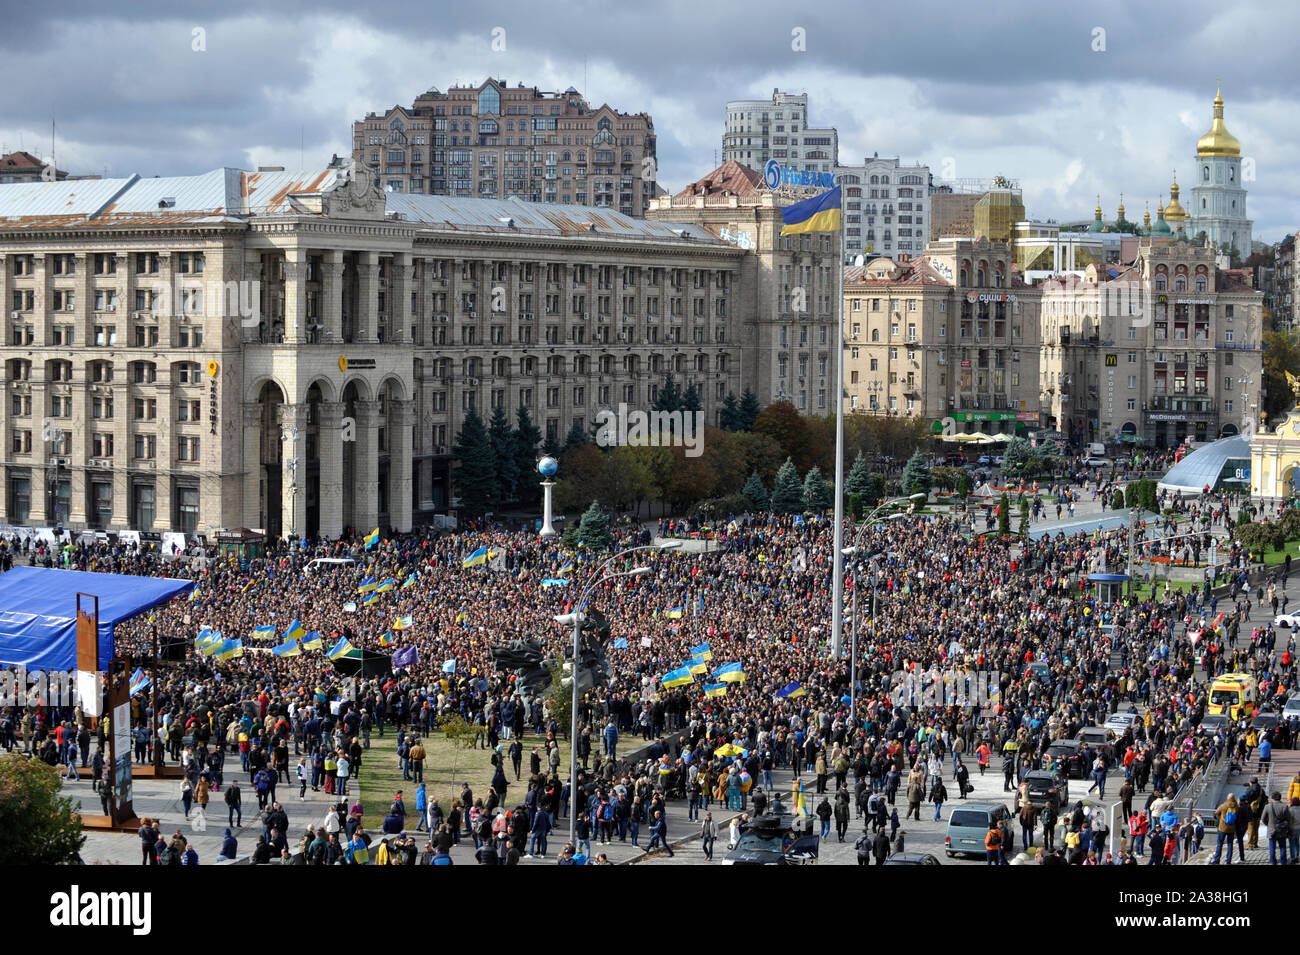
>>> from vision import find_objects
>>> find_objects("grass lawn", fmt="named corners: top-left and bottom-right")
top-left (1261, 541), bottom-right (1300, 566)
top-left (357, 728), bottom-right (571, 830)
top-left (1127, 579), bottom-right (1201, 602)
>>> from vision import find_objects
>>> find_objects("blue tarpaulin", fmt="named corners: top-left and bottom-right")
top-left (0, 567), bottom-right (194, 671)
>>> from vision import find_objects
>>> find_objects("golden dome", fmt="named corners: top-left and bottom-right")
top-left (1196, 84), bottom-right (1241, 157)
top-left (1117, 194), bottom-right (1126, 222)
top-left (1164, 181), bottom-right (1188, 223)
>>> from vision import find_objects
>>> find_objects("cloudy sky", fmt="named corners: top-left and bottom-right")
top-left (3, 0), bottom-right (1295, 243)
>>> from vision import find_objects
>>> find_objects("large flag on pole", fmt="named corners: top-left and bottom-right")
top-left (780, 185), bottom-right (842, 235)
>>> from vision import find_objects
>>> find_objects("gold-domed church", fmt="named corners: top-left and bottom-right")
top-left (1188, 84), bottom-right (1251, 257)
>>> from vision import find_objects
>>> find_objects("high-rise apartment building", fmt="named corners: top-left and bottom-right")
top-left (836, 156), bottom-right (930, 260)
top-left (722, 90), bottom-right (838, 175)
top-left (353, 78), bottom-right (657, 217)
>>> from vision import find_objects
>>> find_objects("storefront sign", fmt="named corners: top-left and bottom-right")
top-left (965, 292), bottom-right (1017, 304)
top-left (1147, 413), bottom-right (1186, 422)
top-left (764, 159), bottom-right (835, 190)
top-left (208, 361), bottom-right (218, 437)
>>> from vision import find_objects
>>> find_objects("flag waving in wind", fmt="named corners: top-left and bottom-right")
top-left (780, 185), bottom-right (842, 235)
top-left (364, 528), bottom-right (380, 550)
top-left (129, 668), bottom-right (151, 697)
top-left (283, 619), bottom-right (306, 641)
top-left (392, 646), bottom-right (419, 668)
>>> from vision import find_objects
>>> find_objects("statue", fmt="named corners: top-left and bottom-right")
top-left (1287, 371), bottom-right (1300, 405)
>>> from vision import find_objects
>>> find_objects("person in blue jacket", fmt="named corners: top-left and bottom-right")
top-left (216, 828), bottom-right (238, 862)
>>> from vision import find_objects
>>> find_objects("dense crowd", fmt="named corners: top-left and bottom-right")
top-left (1, 478), bottom-right (1298, 866)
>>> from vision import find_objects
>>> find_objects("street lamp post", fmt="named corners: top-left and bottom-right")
top-left (554, 539), bottom-right (681, 848)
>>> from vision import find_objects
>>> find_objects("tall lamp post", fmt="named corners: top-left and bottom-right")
top-left (841, 495), bottom-right (922, 725)
top-left (554, 539), bottom-right (682, 846)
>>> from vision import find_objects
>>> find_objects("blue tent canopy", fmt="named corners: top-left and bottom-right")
top-left (0, 567), bottom-right (194, 671)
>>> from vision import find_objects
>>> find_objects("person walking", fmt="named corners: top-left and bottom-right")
top-left (1261, 791), bottom-right (1292, 865)
top-left (646, 809), bottom-right (673, 857)
top-left (700, 812), bottom-right (717, 861)
top-left (225, 780), bottom-right (242, 828)
top-left (1209, 793), bottom-right (1239, 864)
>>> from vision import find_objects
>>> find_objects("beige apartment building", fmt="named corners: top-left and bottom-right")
top-left (647, 161), bottom-right (841, 412)
top-left (1038, 239), bottom-right (1263, 448)
top-left (0, 159), bottom-right (744, 538)
top-left (352, 78), bottom-right (657, 217)
top-left (841, 238), bottom-right (1042, 434)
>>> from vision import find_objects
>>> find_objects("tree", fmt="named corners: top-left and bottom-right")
top-left (437, 715), bottom-right (479, 789)
top-left (802, 466), bottom-right (832, 512)
top-left (956, 471), bottom-right (973, 498)
top-left (900, 451), bottom-right (932, 498)
top-left (576, 500), bottom-right (612, 551)
top-left (563, 418), bottom-right (589, 453)
top-left (514, 406), bottom-right (544, 508)
top-left (770, 458), bottom-right (804, 514)
top-left (604, 445), bottom-right (656, 517)
top-left (1002, 436), bottom-right (1032, 474)
top-left (682, 381), bottom-right (702, 413)
top-left (554, 444), bottom-right (606, 513)
top-left (0, 753), bottom-right (84, 864)
top-left (1125, 478), bottom-right (1159, 513)
top-left (1262, 329), bottom-right (1300, 423)
top-left (1018, 496), bottom-right (1030, 537)
top-left (845, 450), bottom-right (873, 498)
top-left (742, 471), bottom-right (768, 510)
top-left (452, 407), bottom-right (497, 519)
top-left (755, 402), bottom-right (821, 473)
top-left (487, 405), bottom-right (520, 506)
top-left (737, 389), bottom-right (762, 431)
top-left (653, 374), bottom-right (683, 413)
top-left (719, 392), bottom-right (741, 431)
top-left (997, 492), bottom-right (1010, 537)
top-left (1112, 489), bottom-right (1126, 511)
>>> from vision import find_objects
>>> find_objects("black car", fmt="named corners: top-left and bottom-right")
top-left (1020, 770), bottom-right (1069, 808)
top-left (1044, 739), bottom-right (1086, 779)
top-left (883, 852), bottom-right (941, 865)
top-left (721, 815), bottom-right (819, 866)
top-left (1197, 713), bottom-right (1230, 736)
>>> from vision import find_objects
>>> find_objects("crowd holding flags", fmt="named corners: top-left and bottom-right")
top-left (392, 615), bottom-right (413, 630)
top-left (776, 680), bottom-right (806, 699)
top-left (375, 578), bottom-right (396, 593)
top-left (326, 636), bottom-right (359, 661)
top-left (704, 682), bottom-right (727, 698)
top-left (462, 546), bottom-right (492, 568)
top-left (357, 576), bottom-right (377, 593)
top-left (273, 638), bottom-right (302, 658)
top-left (714, 662), bottom-right (747, 683)
top-left (300, 631), bottom-right (323, 651)
top-left (661, 666), bottom-right (694, 688)
top-left (364, 528), bottom-right (380, 550)
top-left (214, 638), bottom-right (244, 662)
top-left (283, 619), bottom-right (306, 641)
top-left (392, 646), bottom-right (418, 668)
top-left (128, 668), bottom-right (151, 697)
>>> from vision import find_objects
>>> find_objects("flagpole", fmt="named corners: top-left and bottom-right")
top-left (831, 215), bottom-right (846, 661)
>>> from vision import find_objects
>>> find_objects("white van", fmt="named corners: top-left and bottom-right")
top-left (307, 557), bottom-right (356, 572)
top-left (1086, 442), bottom-right (1106, 457)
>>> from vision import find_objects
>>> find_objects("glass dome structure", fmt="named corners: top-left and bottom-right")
top-left (1157, 434), bottom-right (1251, 495)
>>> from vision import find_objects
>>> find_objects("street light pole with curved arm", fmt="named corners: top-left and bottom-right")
top-left (553, 539), bottom-right (682, 847)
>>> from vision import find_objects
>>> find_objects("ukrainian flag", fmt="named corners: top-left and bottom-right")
top-left (376, 578), bottom-right (396, 593)
top-left (665, 607), bottom-right (684, 620)
top-left (704, 683), bottom-right (728, 698)
top-left (793, 776), bottom-right (810, 818)
top-left (558, 559), bottom-right (574, 576)
top-left (463, 546), bottom-right (489, 568)
top-left (357, 576), bottom-right (376, 593)
top-left (780, 184), bottom-right (842, 235)
top-left (715, 662), bottom-right (747, 683)
top-left (283, 619), bottom-right (306, 641)
top-left (687, 659), bottom-right (708, 675)
top-left (198, 631), bottom-right (223, 656)
top-left (393, 615), bottom-right (413, 631)
top-left (364, 528), bottom-right (380, 550)
top-left (327, 636), bottom-right (358, 661)
top-left (240, 577), bottom-right (255, 593)
top-left (661, 667), bottom-right (694, 688)
top-left (273, 639), bottom-right (301, 658)
top-left (454, 610), bottom-right (469, 626)
top-left (214, 638), bottom-right (244, 662)
top-left (301, 631), bottom-right (323, 651)
top-left (363, 593), bottom-right (380, 607)
top-left (776, 681), bottom-right (805, 699)
top-left (401, 573), bottom-right (418, 589)
top-left (251, 625), bottom-right (277, 641)
top-left (689, 642), bottom-right (712, 661)
top-left (187, 586), bottom-right (200, 602)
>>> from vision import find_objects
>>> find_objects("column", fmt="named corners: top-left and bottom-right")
top-left (318, 400), bottom-right (345, 539)
top-left (322, 249), bottom-right (344, 343)
top-left (357, 252), bottom-right (379, 343)
top-left (157, 252), bottom-right (174, 348)
top-left (32, 254), bottom-right (47, 347)
top-left (242, 402), bottom-right (262, 528)
top-left (280, 402), bottom-right (308, 538)
top-left (283, 248), bottom-right (307, 345)
top-left (390, 252), bottom-right (411, 344)
top-left (244, 250), bottom-right (264, 342)
top-left (353, 399), bottom-right (380, 533)
top-left (73, 253), bottom-right (91, 348)
top-left (388, 399), bottom-right (414, 532)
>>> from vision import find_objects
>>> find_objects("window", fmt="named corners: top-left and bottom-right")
top-left (177, 399), bottom-right (201, 421)
top-left (177, 325), bottom-right (203, 347)
top-left (92, 433), bottom-right (114, 458)
top-left (1127, 399), bottom-right (1136, 410)
top-left (92, 396), bottom-right (114, 419)
top-left (92, 482), bottom-right (112, 528)
top-left (134, 397), bottom-right (157, 420)
top-left (178, 436), bottom-right (200, 461)
top-left (132, 485), bottom-right (155, 530)
top-left (9, 477), bottom-right (31, 524)
top-left (134, 434), bottom-right (157, 459)
top-left (176, 486), bottom-right (199, 532)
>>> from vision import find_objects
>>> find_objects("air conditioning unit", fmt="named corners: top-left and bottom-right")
top-left (143, 461), bottom-right (156, 470)
top-left (55, 456), bottom-right (70, 467)
top-left (468, 377), bottom-right (479, 385)
top-left (467, 310), bottom-right (477, 318)
top-left (616, 332), bottom-right (627, 342)
top-left (9, 311), bottom-right (19, 320)
top-left (106, 304), bottom-right (116, 312)
top-left (437, 445), bottom-right (447, 455)
top-left (524, 312), bottom-right (533, 320)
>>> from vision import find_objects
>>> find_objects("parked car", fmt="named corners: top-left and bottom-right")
top-left (721, 815), bottom-right (819, 866)
top-left (1196, 713), bottom-right (1231, 736)
top-left (1283, 695), bottom-right (1300, 722)
top-left (1076, 726), bottom-right (1116, 750)
top-left (1044, 739), bottom-right (1086, 778)
top-left (1083, 456), bottom-right (1109, 467)
top-left (1103, 711), bottom-right (1139, 736)
top-left (945, 803), bottom-right (1015, 858)
top-left (1020, 770), bottom-right (1069, 809)
top-left (883, 852), bottom-right (942, 865)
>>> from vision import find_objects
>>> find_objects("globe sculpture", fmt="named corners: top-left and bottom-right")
top-left (538, 456), bottom-right (558, 537)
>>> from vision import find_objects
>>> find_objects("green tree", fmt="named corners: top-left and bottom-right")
top-left (1112, 489), bottom-right (1126, 511)
top-left (546, 660), bottom-right (572, 732)
top-left (997, 492), bottom-right (1010, 537)
top-left (682, 381), bottom-right (702, 413)
top-left (563, 418), bottom-right (590, 452)
top-left (1002, 436), bottom-right (1032, 474)
top-left (737, 389), bottom-right (762, 431)
top-left (1018, 496), bottom-right (1030, 537)
top-left (900, 451), bottom-right (932, 498)
top-left (848, 492), bottom-right (863, 522)
top-left (0, 753), bottom-right (85, 864)
top-left (653, 374), bottom-right (683, 413)
top-left (1261, 329), bottom-right (1300, 423)
top-left (845, 450), bottom-right (872, 498)
top-left (742, 471), bottom-right (768, 510)
top-left (770, 458), bottom-right (804, 514)
top-left (437, 715), bottom-right (479, 789)
top-left (514, 405), bottom-right (544, 508)
top-left (576, 500), bottom-right (612, 551)
top-left (802, 465), bottom-right (832, 512)
top-left (452, 407), bottom-right (497, 519)
top-left (719, 392), bottom-right (741, 431)
top-left (956, 471), bottom-right (973, 497)
top-left (487, 404), bottom-right (520, 505)
top-left (1124, 478), bottom-right (1159, 512)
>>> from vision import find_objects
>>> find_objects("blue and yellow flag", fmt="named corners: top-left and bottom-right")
top-left (188, 586), bottom-right (200, 603)
top-left (357, 576), bottom-right (376, 593)
top-left (240, 577), bottom-right (255, 594)
top-left (364, 528), bottom-right (380, 550)
top-left (454, 610), bottom-right (469, 626)
top-left (780, 184), bottom-right (842, 235)
top-left (687, 659), bottom-right (708, 675)
top-left (363, 593), bottom-right (379, 607)
top-left (665, 607), bottom-right (684, 620)
top-left (214, 638), bottom-right (244, 662)
top-left (327, 636), bottom-right (359, 661)
top-left (776, 681), bottom-right (805, 698)
top-left (704, 683), bottom-right (727, 698)
top-left (558, 559), bottom-right (574, 576)
top-left (301, 631), bottom-right (323, 651)
top-left (714, 662), bottom-right (747, 683)
top-left (251, 625), bottom-right (277, 641)
top-left (129, 668), bottom-right (151, 697)
top-left (661, 667), bottom-right (694, 688)
top-left (376, 578), bottom-right (396, 593)
top-left (393, 615), bottom-right (413, 631)
top-left (273, 639), bottom-right (301, 658)
top-left (463, 546), bottom-right (490, 568)
top-left (283, 619), bottom-right (306, 641)
top-left (378, 632), bottom-right (395, 648)
top-left (689, 642), bottom-right (712, 661)
top-left (401, 573), bottom-right (419, 590)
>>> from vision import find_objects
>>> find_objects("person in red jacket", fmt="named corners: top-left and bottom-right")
top-left (1129, 810), bottom-right (1149, 857)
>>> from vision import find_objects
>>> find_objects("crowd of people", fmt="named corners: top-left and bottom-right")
top-left (1, 477), bottom-right (1298, 866)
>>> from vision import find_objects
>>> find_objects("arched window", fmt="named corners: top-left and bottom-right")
top-left (960, 269), bottom-right (968, 286)
top-left (870, 329), bottom-right (879, 342)
top-left (597, 117), bottom-right (612, 131)
top-left (477, 85), bottom-right (500, 115)
top-left (977, 269), bottom-right (985, 287)
top-left (1195, 275), bottom-right (1207, 292)
top-left (1174, 275), bottom-right (1187, 291)
top-left (562, 152), bottom-right (571, 161)
top-left (881, 175), bottom-right (889, 184)
top-left (391, 118), bottom-right (404, 131)
top-left (1155, 275), bottom-right (1167, 291)
top-left (1203, 165), bottom-right (1209, 181)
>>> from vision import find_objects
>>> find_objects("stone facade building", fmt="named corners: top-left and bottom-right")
top-left (0, 159), bottom-right (744, 537)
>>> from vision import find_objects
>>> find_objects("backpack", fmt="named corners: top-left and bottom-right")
top-left (1224, 809), bottom-right (1237, 825)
